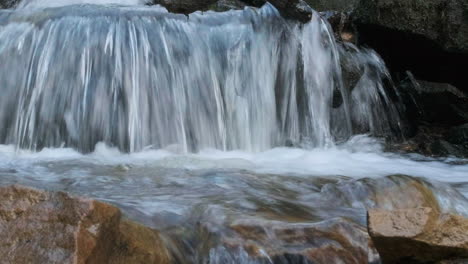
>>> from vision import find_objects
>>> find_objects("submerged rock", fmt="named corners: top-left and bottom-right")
top-left (368, 207), bottom-right (468, 263)
top-left (218, 218), bottom-right (379, 263)
top-left (0, 185), bottom-right (171, 264)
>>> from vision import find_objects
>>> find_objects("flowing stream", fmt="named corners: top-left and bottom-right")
top-left (0, 1), bottom-right (467, 263)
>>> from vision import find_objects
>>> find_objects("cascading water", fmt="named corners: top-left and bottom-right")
top-left (0, 3), bottom-right (400, 153)
top-left (0, 2), bottom-right (467, 264)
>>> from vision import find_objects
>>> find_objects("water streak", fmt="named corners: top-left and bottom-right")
top-left (0, 4), bottom-right (400, 153)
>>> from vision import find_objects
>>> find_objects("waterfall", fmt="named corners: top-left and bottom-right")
top-left (0, 3), bottom-right (401, 153)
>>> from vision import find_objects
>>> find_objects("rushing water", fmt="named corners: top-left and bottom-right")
top-left (0, 3), bottom-right (401, 152)
top-left (0, 1), bottom-right (467, 263)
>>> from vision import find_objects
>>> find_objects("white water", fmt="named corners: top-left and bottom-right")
top-left (1, 135), bottom-right (466, 182)
top-left (0, 4), bottom-right (400, 153)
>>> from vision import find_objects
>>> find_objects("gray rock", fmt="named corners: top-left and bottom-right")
top-left (353, 0), bottom-right (468, 54)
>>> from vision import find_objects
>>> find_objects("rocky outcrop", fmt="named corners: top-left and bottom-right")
top-left (368, 207), bottom-right (468, 263)
top-left (354, 0), bottom-right (468, 55)
top-left (352, 0), bottom-right (468, 106)
top-left (0, 185), bottom-right (171, 264)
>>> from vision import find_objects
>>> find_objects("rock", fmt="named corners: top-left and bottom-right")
top-left (391, 72), bottom-right (468, 157)
top-left (154, 0), bottom-right (218, 14)
top-left (447, 124), bottom-right (468, 147)
top-left (305, 0), bottom-right (359, 12)
top-left (209, 0), bottom-right (247, 12)
top-left (220, 218), bottom-right (379, 263)
top-left (368, 207), bottom-right (468, 263)
top-left (0, 0), bottom-right (18, 8)
top-left (353, 0), bottom-right (468, 96)
top-left (354, 0), bottom-right (468, 55)
top-left (398, 71), bottom-right (468, 131)
top-left (0, 185), bottom-right (171, 264)
top-left (324, 11), bottom-right (357, 44)
top-left (266, 0), bottom-right (312, 22)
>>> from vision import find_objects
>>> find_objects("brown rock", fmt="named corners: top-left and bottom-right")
top-left (368, 207), bottom-right (468, 264)
top-left (225, 218), bottom-right (379, 263)
top-left (0, 185), bottom-right (170, 264)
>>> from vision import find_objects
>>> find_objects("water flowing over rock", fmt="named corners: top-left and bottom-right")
top-left (211, 218), bottom-right (379, 263)
top-left (0, 185), bottom-right (171, 264)
top-left (0, 4), bottom-right (400, 153)
top-left (368, 207), bottom-right (468, 263)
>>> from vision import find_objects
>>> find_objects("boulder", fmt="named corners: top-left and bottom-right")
top-left (368, 207), bottom-right (468, 263)
top-left (0, 185), bottom-right (171, 264)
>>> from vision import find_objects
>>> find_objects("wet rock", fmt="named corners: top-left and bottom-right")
top-left (209, 0), bottom-right (247, 12)
top-left (266, 0), bottom-right (312, 23)
top-left (368, 207), bottom-right (468, 264)
top-left (447, 124), bottom-right (468, 147)
top-left (154, 0), bottom-right (218, 14)
top-left (388, 125), bottom-right (468, 158)
top-left (399, 72), bottom-right (468, 127)
top-left (0, 185), bottom-right (171, 264)
top-left (221, 218), bottom-right (379, 263)
top-left (392, 72), bottom-right (468, 157)
top-left (324, 11), bottom-right (357, 44)
top-left (0, 0), bottom-right (18, 9)
top-left (305, 0), bottom-right (359, 12)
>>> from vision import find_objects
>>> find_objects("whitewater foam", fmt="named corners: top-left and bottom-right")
top-left (0, 135), bottom-right (466, 183)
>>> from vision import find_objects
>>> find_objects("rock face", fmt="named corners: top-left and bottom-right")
top-left (391, 72), bottom-right (468, 157)
top-left (153, 0), bottom-right (218, 14)
top-left (368, 207), bottom-right (468, 263)
top-left (305, 0), bottom-right (359, 12)
top-left (353, 0), bottom-right (468, 105)
top-left (354, 0), bottom-right (468, 54)
top-left (0, 185), bottom-right (171, 264)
